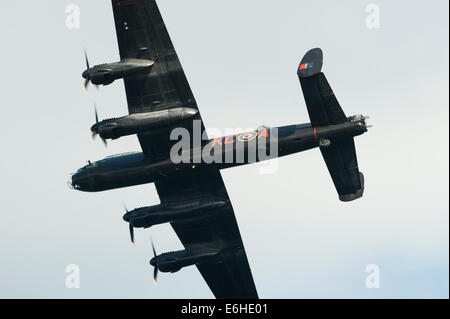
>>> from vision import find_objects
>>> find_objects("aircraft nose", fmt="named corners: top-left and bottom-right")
top-left (69, 174), bottom-right (80, 190)
top-left (123, 213), bottom-right (130, 222)
top-left (149, 257), bottom-right (157, 267)
top-left (69, 172), bottom-right (92, 191)
top-left (82, 70), bottom-right (89, 79)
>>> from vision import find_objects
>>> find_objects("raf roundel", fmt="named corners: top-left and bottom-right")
top-left (237, 132), bottom-right (258, 142)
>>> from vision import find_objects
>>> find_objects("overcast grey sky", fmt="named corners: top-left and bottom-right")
top-left (0, 0), bottom-right (448, 298)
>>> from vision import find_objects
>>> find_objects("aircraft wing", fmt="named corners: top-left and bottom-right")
top-left (112, 0), bottom-right (204, 162)
top-left (111, 0), bottom-right (259, 298)
top-left (156, 174), bottom-right (259, 299)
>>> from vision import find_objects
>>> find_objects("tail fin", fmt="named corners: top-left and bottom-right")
top-left (298, 48), bottom-right (365, 202)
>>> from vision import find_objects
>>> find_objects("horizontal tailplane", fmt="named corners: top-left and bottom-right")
top-left (320, 137), bottom-right (364, 202)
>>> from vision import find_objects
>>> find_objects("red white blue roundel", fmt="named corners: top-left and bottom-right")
top-left (237, 132), bottom-right (258, 142)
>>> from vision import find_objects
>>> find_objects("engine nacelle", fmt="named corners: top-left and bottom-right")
top-left (123, 199), bottom-right (228, 229)
top-left (150, 249), bottom-right (221, 273)
top-left (91, 107), bottom-right (199, 140)
top-left (82, 59), bottom-right (155, 87)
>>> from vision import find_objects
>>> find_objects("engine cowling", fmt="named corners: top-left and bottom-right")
top-left (91, 107), bottom-right (199, 140)
top-left (150, 249), bottom-right (220, 273)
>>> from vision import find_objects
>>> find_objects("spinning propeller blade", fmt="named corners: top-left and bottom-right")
top-left (83, 49), bottom-right (92, 92)
top-left (151, 238), bottom-right (158, 285)
top-left (123, 203), bottom-right (135, 245)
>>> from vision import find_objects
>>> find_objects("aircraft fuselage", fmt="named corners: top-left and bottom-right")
top-left (70, 117), bottom-right (367, 192)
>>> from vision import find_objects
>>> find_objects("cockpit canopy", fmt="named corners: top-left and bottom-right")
top-left (76, 152), bottom-right (142, 173)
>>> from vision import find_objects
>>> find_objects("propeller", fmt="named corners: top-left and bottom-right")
top-left (83, 49), bottom-right (91, 92)
top-left (129, 223), bottom-right (135, 245)
top-left (151, 238), bottom-right (158, 285)
top-left (84, 48), bottom-right (90, 69)
top-left (91, 104), bottom-right (107, 146)
top-left (82, 49), bottom-right (99, 92)
top-left (83, 79), bottom-right (90, 92)
top-left (90, 104), bottom-right (99, 140)
top-left (123, 203), bottom-right (135, 245)
top-left (95, 104), bottom-right (99, 123)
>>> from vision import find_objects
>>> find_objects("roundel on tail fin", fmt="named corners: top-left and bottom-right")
top-left (297, 48), bottom-right (323, 78)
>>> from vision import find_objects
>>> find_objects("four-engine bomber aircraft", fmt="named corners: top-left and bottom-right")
top-left (69, 0), bottom-right (368, 299)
